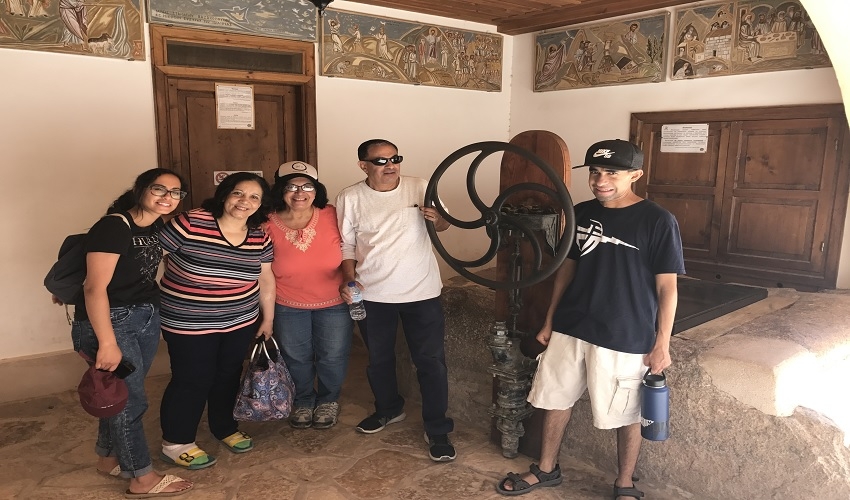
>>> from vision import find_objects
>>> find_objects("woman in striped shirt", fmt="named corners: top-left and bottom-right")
top-left (157, 172), bottom-right (275, 470)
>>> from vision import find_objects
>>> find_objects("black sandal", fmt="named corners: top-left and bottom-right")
top-left (613, 481), bottom-right (645, 499)
top-left (496, 463), bottom-right (563, 496)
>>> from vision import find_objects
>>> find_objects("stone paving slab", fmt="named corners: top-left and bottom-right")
top-left (0, 341), bottom-right (691, 500)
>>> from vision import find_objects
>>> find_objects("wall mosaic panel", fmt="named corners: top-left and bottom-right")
top-left (319, 8), bottom-right (503, 91)
top-left (672, 1), bottom-right (831, 80)
top-left (0, 0), bottom-right (144, 59)
top-left (533, 13), bottom-right (669, 91)
top-left (149, 0), bottom-right (317, 42)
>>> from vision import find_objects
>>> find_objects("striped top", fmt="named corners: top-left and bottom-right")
top-left (159, 208), bottom-right (273, 335)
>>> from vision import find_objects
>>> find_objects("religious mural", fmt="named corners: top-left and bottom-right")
top-left (533, 13), bottom-right (669, 91)
top-left (672, 1), bottom-right (830, 80)
top-left (148, 0), bottom-right (317, 42)
top-left (0, 0), bottom-right (144, 59)
top-left (319, 8), bottom-right (503, 91)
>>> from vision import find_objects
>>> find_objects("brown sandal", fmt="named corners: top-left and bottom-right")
top-left (496, 463), bottom-right (562, 496)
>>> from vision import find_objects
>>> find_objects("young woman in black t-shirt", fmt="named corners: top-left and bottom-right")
top-left (60, 168), bottom-right (194, 498)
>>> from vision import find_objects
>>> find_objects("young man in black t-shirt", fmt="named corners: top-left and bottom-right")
top-left (497, 139), bottom-right (685, 499)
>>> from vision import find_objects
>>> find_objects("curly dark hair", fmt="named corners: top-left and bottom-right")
top-left (200, 172), bottom-right (272, 228)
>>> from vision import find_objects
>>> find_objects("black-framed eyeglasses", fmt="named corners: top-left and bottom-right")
top-left (365, 155), bottom-right (403, 166)
top-left (149, 184), bottom-right (187, 200)
top-left (283, 183), bottom-right (316, 192)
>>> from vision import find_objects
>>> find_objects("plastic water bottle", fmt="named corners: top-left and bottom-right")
top-left (640, 369), bottom-right (670, 441)
top-left (348, 282), bottom-right (366, 320)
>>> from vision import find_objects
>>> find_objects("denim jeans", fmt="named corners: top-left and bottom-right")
top-left (358, 297), bottom-right (454, 436)
top-left (273, 302), bottom-right (353, 408)
top-left (71, 304), bottom-right (160, 479)
top-left (160, 324), bottom-right (256, 444)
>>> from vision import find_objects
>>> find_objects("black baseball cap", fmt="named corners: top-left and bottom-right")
top-left (573, 139), bottom-right (644, 170)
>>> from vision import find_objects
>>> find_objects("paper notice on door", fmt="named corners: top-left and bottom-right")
top-left (215, 83), bottom-right (255, 130)
top-left (660, 123), bottom-right (709, 153)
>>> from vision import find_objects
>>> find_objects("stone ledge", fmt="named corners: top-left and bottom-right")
top-left (423, 277), bottom-right (850, 499)
top-left (0, 344), bottom-right (172, 403)
top-left (698, 334), bottom-right (817, 416)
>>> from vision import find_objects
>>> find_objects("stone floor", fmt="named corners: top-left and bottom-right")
top-left (0, 339), bottom-right (692, 500)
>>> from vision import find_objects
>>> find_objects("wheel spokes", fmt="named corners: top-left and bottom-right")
top-left (425, 141), bottom-right (576, 290)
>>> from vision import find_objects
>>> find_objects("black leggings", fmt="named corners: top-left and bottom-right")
top-left (160, 324), bottom-right (256, 444)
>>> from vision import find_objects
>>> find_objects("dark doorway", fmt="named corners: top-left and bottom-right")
top-left (673, 277), bottom-right (767, 334)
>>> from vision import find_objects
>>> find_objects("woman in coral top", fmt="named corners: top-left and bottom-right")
top-left (266, 161), bottom-right (353, 429)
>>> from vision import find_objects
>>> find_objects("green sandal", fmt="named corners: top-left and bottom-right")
top-left (160, 446), bottom-right (217, 470)
top-left (220, 431), bottom-right (254, 453)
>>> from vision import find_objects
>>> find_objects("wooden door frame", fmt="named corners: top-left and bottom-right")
top-left (630, 104), bottom-right (850, 290)
top-left (149, 25), bottom-right (318, 180)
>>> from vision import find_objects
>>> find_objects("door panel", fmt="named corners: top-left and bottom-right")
top-left (651, 193), bottom-right (715, 256)
top-left (726, 197), bottom-right (817, 268)
top-left (734, 119), bottom-right (829, 190)
top-left (631, 105), bottom-right (849, 291)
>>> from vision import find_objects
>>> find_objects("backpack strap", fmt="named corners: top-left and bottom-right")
top-left (108, 213), bottom-right (131, 229)
top-left (57, 214), bottom-right (132, 325)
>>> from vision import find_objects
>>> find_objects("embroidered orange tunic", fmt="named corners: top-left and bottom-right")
top-left (265, 206), bottom-right (345, 309)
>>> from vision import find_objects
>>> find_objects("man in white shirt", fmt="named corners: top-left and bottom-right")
top-left (335, 139), bottom-right (456, 462)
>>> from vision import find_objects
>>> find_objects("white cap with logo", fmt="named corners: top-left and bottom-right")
top-left (276, 161), bottom-right (318, 180)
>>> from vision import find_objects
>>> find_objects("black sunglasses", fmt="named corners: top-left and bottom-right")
top-left (365, 155), bottom-right (403, 166)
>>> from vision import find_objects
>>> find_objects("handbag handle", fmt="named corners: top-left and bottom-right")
top-left (249, 336), bottom-right (281, 363)
top-left (260, 336), bottom-right (281, 361)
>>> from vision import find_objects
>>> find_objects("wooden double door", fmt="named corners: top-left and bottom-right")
top-left (150, 25), bottom-right (317, 209)
top-left (631, 104), bottom-right (850, 291)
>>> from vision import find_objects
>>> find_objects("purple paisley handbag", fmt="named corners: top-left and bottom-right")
top-left (233, 337), bottom-right (295, 421)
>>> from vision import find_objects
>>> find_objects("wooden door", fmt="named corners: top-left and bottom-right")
top-left (632, 105), bottom-right (850, 291)
top-left (150, 25), bottom-right (317, 208)
top-left (167, 78), bottom-right (303, 207)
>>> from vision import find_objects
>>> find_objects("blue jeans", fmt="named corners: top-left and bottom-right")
top-left (273, 302), bottom-right (353, 408)
top-left (358, 297), bottom-right (454, 436)
top-left (71, 304), bottom-right (160, 479)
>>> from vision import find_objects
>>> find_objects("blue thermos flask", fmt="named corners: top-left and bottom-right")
top-left (640, 369), bottom-right (669, 441)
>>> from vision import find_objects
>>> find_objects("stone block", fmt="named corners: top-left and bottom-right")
top-left (698, 333), bottom-right (816, 416)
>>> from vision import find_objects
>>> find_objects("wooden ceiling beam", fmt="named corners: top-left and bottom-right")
top-left (497, 0), bottom-right (691, 35)
top-left (338, 0), bottom-right (511, 24)
top-left (336, 0), bottom-right (695, 35)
